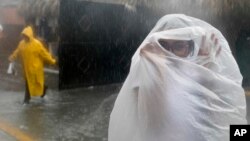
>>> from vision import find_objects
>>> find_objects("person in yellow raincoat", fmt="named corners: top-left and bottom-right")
top-left (9, 26), bottom-right (56, 104)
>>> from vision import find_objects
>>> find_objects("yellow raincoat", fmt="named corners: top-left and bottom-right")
top-left (9, 26), bottom-right (56, 96)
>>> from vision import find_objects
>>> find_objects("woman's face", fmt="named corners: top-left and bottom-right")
top-left (159, 39), bottom-right (194, 58)
top-left (22, 34), bottom-right (30, 42)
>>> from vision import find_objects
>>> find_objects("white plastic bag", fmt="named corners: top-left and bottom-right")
top-left (108, 14), bottom-right (247, 141)
top-left (7, 62), bottom-right (17, 75)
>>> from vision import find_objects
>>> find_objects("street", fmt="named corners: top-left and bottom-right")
top-left (0, 73), bottom-right (250, 141)
top-left (0, 74), bottom-right (120, 141)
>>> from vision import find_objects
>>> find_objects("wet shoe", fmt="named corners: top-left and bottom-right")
top-left (23, 99), bottom-right (30, 105)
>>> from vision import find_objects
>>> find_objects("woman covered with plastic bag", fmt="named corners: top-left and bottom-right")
top-left (108, 14), bottom-right (247, 141)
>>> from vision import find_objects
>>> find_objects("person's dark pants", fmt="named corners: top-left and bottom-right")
top-left (41, 85), bottom-right (48, 98)
top-left (24, 82), bottom-right (30, 104)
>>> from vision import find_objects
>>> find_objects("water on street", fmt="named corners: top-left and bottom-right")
top-left (1, 74), bottom-right (250, 141)
top-left (0, 74), bottom-right (120, 141)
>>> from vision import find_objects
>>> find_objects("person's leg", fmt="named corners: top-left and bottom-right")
top-left (41, 85), bottom-right (48, 98)
top-left (23, 82), bottom-right (30, 104)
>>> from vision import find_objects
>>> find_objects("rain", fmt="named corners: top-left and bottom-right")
top-left (1, 0), bottom-right (250, 141)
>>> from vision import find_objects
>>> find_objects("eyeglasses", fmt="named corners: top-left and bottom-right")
top-left (158, 39), bottom-right (194, 58)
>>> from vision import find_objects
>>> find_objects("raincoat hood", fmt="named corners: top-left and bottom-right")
top-left (21, 26), bottom-right (34, 40)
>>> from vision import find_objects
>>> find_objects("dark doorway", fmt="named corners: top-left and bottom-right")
top-left (58, 0), bottom-right (157, 89)
top-left (236, 29), bottom-right (250, 87)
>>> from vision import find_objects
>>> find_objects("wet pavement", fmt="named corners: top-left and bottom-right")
top-left (0, 72), bottom-right (121, 141)
top-left (0, 72), bottom-right (250, 141)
